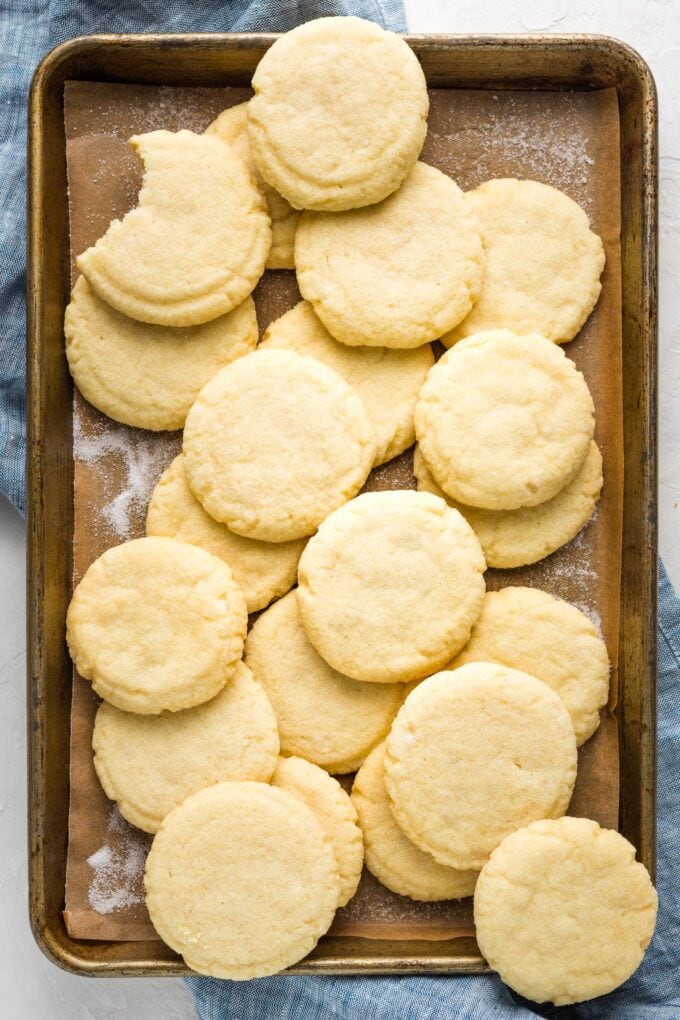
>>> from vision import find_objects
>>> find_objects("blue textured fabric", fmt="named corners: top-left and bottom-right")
top-left (0, 0), bottom-right (406, 516)
top-left (187, 562), bottom-right (680, 1017)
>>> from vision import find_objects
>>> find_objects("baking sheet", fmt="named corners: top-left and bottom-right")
top-left (62, 81), bottom-right (623, 943)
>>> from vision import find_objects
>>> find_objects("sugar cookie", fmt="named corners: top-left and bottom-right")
top-left (296, 490), bottom-right (486, 684)
top-left (352, 744), bottom-right (478, 902)
top-left (65, 277), bottom-right (257, 431)
top-left (248, 17), bottom-right (428, 212)
top-left (384, 664), bottom-right (577, 869)
top-left (206, 102), bottom-right (299, 269)
top-left (415, 330), bottom-right (595, 510)
top-left (413, 441), bottom-right (603, 568)
top-left (443, 178), bottom-right (605, 346)
top-left (77, 130), bottom-right (271, 326)
top-left (93, 663), bottom-right (279, 833)
top-left (145, 782), bottom-right (340, 979)
top-left (146, 455), bottom-right (304, 613)
top-left (245, 591), bottom-right (405, 773)
top-left (183, 349), bottom-right (376, 542)
top-left (272, 756), bottom-right (363, 907)
top-left (261, 301), bottom-right (433, 464)
top-left (450, 587), bottom-right (609, 745)
top-left (66, 537), bottom-right (247, 714)
top-left (295, 162), bottom-right (485, 348)
top-left (474, 817), bottom-right (657, 1005)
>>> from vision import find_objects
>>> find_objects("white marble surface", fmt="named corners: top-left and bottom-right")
top-left (1, 2), bottom-right (677, 1016)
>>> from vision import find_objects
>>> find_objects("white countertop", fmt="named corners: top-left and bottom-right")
top-left (1, 1), bottom-right (677, 1015)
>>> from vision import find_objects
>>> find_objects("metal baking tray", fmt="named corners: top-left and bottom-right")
top-left (27, 33), bottom-right (657, 977)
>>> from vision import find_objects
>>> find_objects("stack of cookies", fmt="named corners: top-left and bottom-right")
top-left (63, 15), bottom-right (656, 1006)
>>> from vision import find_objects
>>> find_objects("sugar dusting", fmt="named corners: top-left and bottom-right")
top-left (483, 93), bottom-right (595, 200)
top-left (550, 526), bottom-right (599, 583)
top-left (575, 603), bottom-right (604, 635)
top-left (363, 447), bottom-right (416, 493)
top-left (336, 869), bottom-right (473, 931)
top-left (548, 516), bottom-right (600, 590)
top-left (87, 807), bottom-right (150, 915)
top-left (66, 82), bottom-right (251, 141)
top-left (73, 407), bottom-right (179, 540)
top-left (424, 89), bottom-right (597, 214)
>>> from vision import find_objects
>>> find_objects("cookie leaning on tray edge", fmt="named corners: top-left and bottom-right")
top-left (62, 14), bottom-right (655, 1004)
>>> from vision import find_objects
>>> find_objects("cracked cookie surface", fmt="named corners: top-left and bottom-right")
top-left (206, 102), bottom-right (299, 269)
top-left (93, 662), bottom-right (279, 833)
top-left (352, 743), bottom-right (479, 902)
top-left (183, 349), bottom-right (376, 542)
top-left (65, 277), bottom-right (257, 431)
top-left (415, 330), bottom-right (595, 510)
top-left (66, 536), bottom-right (247, 713)
top-left (262, 301), bottom-right (433, 465)
top-left (295, 162), bottom-right (484, 348)
top-left (449, 586), bottom-right (610, 745)
top-left (474, 817), bottom-right (657, 1005)
top-left (146, 455), bottom-right (304, 613)
top-left (297, 490), bottom-right (486, 684)
top-left (384, 663), bottom-right (578, 870)
top-left (77, 129), bottom-right (271, 326)
top-left (273, 756), bottom-right (363, 907)
top-left (443, 178), bottom-right (605, 346)
top-left (245, 591), bottom-right (405, 773)
top-left (145, 782), bottom-right (340, 979)
top-left (248, 17), bottom-right (428, 212)
top-left (413, 441), bottom-right (603, 568)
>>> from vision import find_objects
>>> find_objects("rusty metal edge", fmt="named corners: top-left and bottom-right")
top-left (620, 33), bottom-right (658, 887)
top-left (26, 44), bottom-right (51, 972)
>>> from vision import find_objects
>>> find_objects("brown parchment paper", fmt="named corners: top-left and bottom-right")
top-left (62, 81), bottom-right (623, 943)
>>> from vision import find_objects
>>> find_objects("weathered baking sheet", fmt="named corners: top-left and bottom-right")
top-left (61, 80), bottom-right (623, 943)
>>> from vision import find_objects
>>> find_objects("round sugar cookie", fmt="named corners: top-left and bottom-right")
top-left (415, 330), bottom-right (595, 510)
top-left (261, 301), bottom-right (434, 464)
top-left (272, 756), bottom-right (363, 907)
top-left (66, 537), bottom-right (247, 714)
top-left (352, 743), bottom-right (478, 902)
top-left (77, 130), bottom-right (271, 326)
top-left (93, 662), bottom-right (279, 833)
top-left (443, 178), bottom-right (605, 347)
top-left (413, 441), bottom-right (603, 568)
top-left (64, 277), bottom-right (257, 431)
top-left (206, 102), bottom-right (299, 269)
top-left (384, 664), bottom-right (577, 870)
top-left (183, 349), bottom-right (376, 542)
top-left (474, 817), bottom-right (657, 1005)
top-left (295, 162), bottom-right (485, 348)
top-left (450, 587), bottom-right (610, 746)
top-left (296, 490), bottom-right (486, 684)
top-left (245, 591), bottom-right (405, 773)
top-left (146, 455), bottom-right (304, 613)
top-left (145, 782), bottom-right (340, 979)
top-left (248, 16), bottom-right (428, 212)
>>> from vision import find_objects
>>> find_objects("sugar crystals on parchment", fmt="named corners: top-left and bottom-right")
top-left (86, 806), bottom-right (151, 915)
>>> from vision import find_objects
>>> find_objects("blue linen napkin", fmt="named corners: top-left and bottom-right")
top-left (0, 0), bottom-right (406, 516)
top-left (191, 561), bottom-right (679, 1017)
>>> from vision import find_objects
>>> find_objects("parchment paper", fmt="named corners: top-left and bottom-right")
top-left (62, 81), bottom-right (623, 943)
